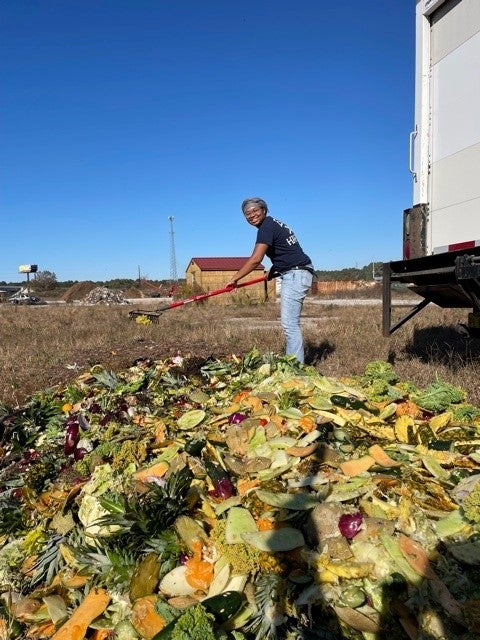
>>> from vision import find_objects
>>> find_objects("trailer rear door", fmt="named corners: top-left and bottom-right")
top-left (429, 0), bottom-right (480, 252)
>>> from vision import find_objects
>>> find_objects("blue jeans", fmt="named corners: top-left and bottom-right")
top-left (280, 269), bottom-right (313, 363)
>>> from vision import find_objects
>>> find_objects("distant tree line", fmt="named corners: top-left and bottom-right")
top-left (1, 272), bottom-right (179, 291)
top-left (315, 262), bottom-right (382, 281)
top-left (2, 263), bottom-right (383, 290)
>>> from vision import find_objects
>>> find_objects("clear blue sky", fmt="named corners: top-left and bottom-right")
top-left (1, 1), bottom-right (415, 283)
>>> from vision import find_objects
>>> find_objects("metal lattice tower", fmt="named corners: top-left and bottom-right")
top-left (168, 216), bottom-right (177, 281)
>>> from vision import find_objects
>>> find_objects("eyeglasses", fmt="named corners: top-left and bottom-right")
top-left (244, 206), bottom-right (262, 217)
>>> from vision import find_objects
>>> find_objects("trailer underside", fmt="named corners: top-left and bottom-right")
top-left (382, 247), bottom-right (480, 336)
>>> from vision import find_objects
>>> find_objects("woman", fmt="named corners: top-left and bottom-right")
top-left (227, 197), bottom-right (314, 363)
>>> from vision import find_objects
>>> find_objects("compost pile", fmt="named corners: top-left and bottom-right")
top-left (1, 350), bottom-right (480, 640)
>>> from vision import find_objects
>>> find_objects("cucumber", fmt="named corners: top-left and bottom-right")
top-left (330, 394), bottom-right (367, 410)
top-left (202, 591), bottom-right (245, 624)
top-left (151, 619), bottom-right (176, 640)
top-left (184, 436), bottom-right (205, 456)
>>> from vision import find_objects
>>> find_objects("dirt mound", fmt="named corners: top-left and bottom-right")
top-left (61, 281), bottom-right (97, 302)
top-left (123, 287), bottom-right (143, 298)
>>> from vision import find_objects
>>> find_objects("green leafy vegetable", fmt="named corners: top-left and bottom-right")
top-left (363, 360), bottom-right (399, 384)
top-left (451, 404), bottom-right (480, 423)
top-left (462, 479), bottom-right (480, 523)
top-left (152, 603), bottom-right (216, 640)
top-left (3, 346), bottom-right (480, 639)
top-left (411, 380), bottom-right (466, 412)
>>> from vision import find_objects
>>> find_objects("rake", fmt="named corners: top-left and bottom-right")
top-left (128, 275), bottom-right (268, 322)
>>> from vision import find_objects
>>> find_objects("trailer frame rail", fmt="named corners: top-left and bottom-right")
top-left (382, 248), bottom-right (480, 336)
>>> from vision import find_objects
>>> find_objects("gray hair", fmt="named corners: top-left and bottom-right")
top-left (241, 197), bottom-right (268, 214)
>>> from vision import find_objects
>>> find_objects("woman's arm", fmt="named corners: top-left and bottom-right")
top-left (226, 243), bottom-right (268, 287)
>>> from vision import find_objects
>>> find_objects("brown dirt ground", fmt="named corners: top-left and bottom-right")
top-left (28, 337), bottom-right (215, 404)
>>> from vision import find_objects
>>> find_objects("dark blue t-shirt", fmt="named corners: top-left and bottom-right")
top-left (256, 216), bottom-right (311, 273)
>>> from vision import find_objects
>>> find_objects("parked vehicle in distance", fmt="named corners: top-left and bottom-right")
top-left (383, 0), bottom-right (480, 336)
top-left (9, 293), bottom-right (47, 305)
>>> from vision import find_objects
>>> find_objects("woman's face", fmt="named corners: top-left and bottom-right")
top-left (243, 205), bottom-right (266, 227)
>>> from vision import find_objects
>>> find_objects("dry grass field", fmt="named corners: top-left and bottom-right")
top-left (1, 295), bottom-right (479, 409)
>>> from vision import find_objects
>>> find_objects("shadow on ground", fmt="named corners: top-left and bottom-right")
top-left (402, 325), bottom-right (480, 368)
top-left (305, 340), bottom-right (335, 366)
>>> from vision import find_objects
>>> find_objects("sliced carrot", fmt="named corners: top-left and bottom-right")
top-left (398, 536), bottom-right (464, 622)
top-left (395, 400), bottom-right (421, 418)
top-left (398, 534), bottom-right (435, 579)
top-left (91, 630), bottom-right (114, 640)
top-left (134, 462), bottom-right (169, 483)
top-left (184, 539), bottom-right (214, 591)
top-left (233, 390), bottom-right (250, 402)
top-left (299, 416), bottom-right (316, 433)
top-left (25, 621), bottom-right (57, 638)
top-left (63, 574), bottom-right (89, 589)
top-left (185, 557), bottom-right (214, 590)
top-left (240, 396), bottom-right (263, 413)
top-left (368, 444), bottom-right (402, 468)
top-left (51, 588), bottom-right (111, 640)
top-left (339, 455), bottom-right (375, 477)
top-left (51, 571), bottom-right (89, 589)
top-left (256, 518), bottom-right (276, 531)
top-left (237, 478), bottom-right (260, 495)
top-left (131, 595), bottom-right (167, 639)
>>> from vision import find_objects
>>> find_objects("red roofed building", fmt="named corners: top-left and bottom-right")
top-left (185, 257), bottom-right (275, 304)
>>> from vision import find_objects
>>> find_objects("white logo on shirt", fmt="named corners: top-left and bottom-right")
top-left (273, 218), bottom-right (298, 245)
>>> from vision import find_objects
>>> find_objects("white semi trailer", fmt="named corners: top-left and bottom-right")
top-left (383, 0), bottom-right (480, 335)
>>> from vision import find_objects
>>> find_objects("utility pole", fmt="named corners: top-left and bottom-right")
top-left (168, 216), bottom-right (177, 282)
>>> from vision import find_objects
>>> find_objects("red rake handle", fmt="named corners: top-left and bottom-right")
top-left (157, 275), bottom-right (267, 312)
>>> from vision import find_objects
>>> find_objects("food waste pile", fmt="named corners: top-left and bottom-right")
top-left (82, 288), bottom-right (129, 305)
top-left (1, 349), bottom-right (480, 640)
